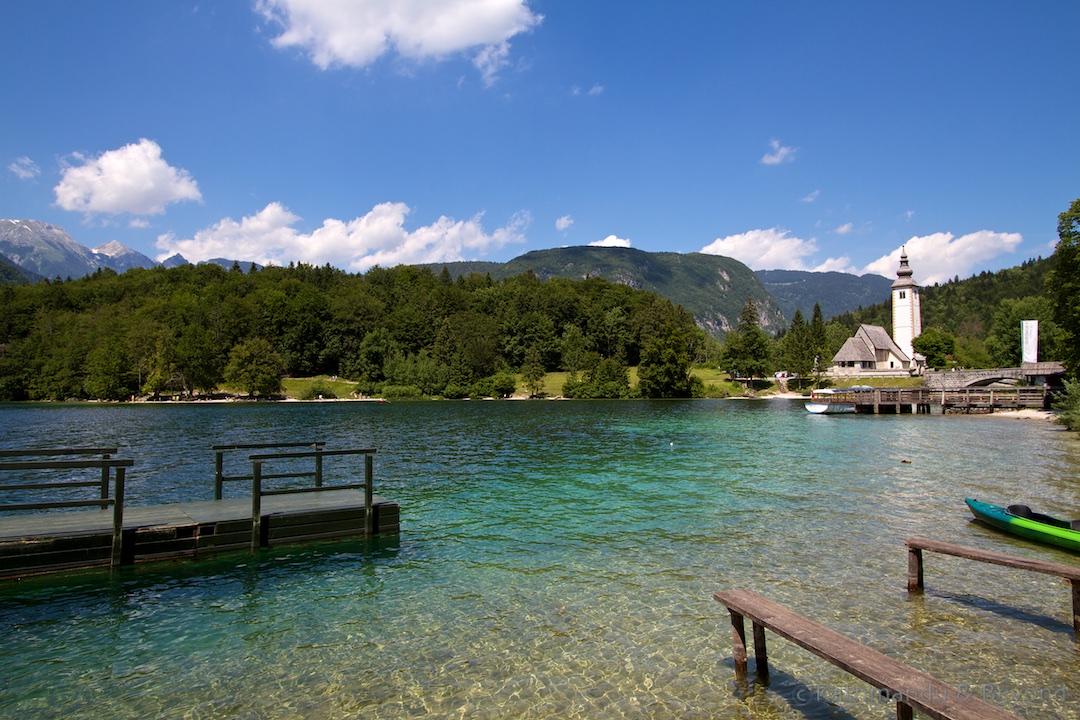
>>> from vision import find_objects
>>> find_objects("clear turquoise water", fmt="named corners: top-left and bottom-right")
top-left (2, 400), bottom-right (1080, 718)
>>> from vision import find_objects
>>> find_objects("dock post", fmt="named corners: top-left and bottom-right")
top-left (728, 610), bottom-right (748, 682)
top-left (100, 451), bottom-right (111, 501)
top-left (251, 460), bottom-right (262, 552)
top-left (364, 453), bottom-right (374, 537)
top-left (315, 445), bottom-right (323, 488)
top-left (907, 546), bottom-right (924, 592)
top-left (110, 466), bottom-right (126, 569)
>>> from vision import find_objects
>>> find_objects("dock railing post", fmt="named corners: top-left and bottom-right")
top-left (214, 449), bottom-right (225, 500)
top-left (907, 546), bottom-right (924, 592)
top-left (110, 466), bottom-right (126, 570)
top-left (315, 444), bottom-right (323, 488)
top-left (251, 460), bottom-right (263, 552)
top-left (100, 451), bottom-right (111, 501)
top-left (364, 452), bottom-right (374, 537)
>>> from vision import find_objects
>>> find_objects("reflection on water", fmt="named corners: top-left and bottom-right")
top-left (0, 400), bottom-right (1078, 718)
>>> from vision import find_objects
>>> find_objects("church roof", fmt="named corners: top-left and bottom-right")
top-left (831, 324), bottom-right (911, 364)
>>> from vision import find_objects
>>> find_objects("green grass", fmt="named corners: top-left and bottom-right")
top-left (281, 376), bottom-right (362, 399)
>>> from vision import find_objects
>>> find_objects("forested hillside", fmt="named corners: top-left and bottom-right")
top-left (424, 246), bottom-right (785, 337)
top-left (0, 262), bottom-right (706, 401)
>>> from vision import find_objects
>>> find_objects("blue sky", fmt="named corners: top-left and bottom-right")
top-left (2, 1), bottom-right (1077, 285)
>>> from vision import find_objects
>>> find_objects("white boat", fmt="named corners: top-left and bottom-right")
top-left (804, 388), bottom-right (857, 414)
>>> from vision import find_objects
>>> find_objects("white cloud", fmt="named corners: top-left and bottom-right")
top-left (835, 222), bottom-right (854, 235)
top-left (256, 0), bottom-right (542, 85)
top-left (590, 234), bottom-right (630, 248)
top-left (54, 139), bottom-right (201, 215)
top-left (156, 201), bottom-right (528, 272)
top-left (800, 190), bottom-right (820, 203)
top-left (701, 228), bottom-right (851, 273)
top-left (859, 230), bottom-right (1023, 285)
top-left (555, 214), bottom-right (573, 232)
top-left (8, 156), bottom-right (40, 180)
top-left (761, 139), bottom-right (796, 165)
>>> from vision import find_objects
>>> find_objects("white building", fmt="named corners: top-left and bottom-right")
top-left (827, 250), bottom-right (923, 377)
top-left (891, 247), bottom-right (922, 362)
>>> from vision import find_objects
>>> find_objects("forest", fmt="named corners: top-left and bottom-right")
top-left (0, 262), bottom-right (710, 402)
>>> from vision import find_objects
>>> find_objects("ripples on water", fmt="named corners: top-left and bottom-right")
top-left (1, 400), bottom-right (1079, 718)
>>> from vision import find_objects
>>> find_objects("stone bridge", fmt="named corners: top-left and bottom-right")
top-left (924, 367), bottom-right (1039, 390)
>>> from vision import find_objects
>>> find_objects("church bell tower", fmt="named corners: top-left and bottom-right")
top-left (891, 247), bottom-right (921, 363)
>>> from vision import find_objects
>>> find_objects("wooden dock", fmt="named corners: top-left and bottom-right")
top-left (812, 386), bottom-right (1050, 415)
top-left (714, 589), bottom-right (1022, 720)
top-left (0, 445), bottom-right (399, 580)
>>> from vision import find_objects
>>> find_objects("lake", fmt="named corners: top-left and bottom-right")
top-left (1, 399), bottom-right (1079, 718)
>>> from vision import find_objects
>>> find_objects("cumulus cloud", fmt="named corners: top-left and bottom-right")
top-left (8, 156), bottom-right (40, 180)
top-left (835, 222), bottom-right (854, 235)
top-left (54, 139), bottom-right (201, 215)
top-left (156, 201), bottom-right (528, 272)
top-left (701, 228), bottom-right (851, 273)
top-left (590, 234), bottom-right (630, 248)
top-left (256, 0), bottom-right (542, 85)
top-left (761, 139), bottom-right (796, 165)
top-left (555, 214), bottom-right (573, 232)
top-left (859, 231), bottom-right (1023, 285)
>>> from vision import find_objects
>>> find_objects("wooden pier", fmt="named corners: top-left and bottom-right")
top-left (906, 536), bottom-right (1080, 636)
top-left (0, 445), bottom-right (399, 580)
top-left (714, 589), bottom-right (1022, 720)
top-left (812, 386), bottom-right (1050, 415)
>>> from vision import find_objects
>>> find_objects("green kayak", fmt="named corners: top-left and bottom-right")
top-left (965, 498), bottom-right (1080, 553)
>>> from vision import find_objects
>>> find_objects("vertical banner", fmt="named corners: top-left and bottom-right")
top-left (1021, 320), bottom-right (1039, 364)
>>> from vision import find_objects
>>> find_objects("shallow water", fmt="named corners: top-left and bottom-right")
top-left (1, 400), bottom-right (1079, 718)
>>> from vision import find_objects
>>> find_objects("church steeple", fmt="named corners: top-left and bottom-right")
top-left (891, 246), bottom-right (921, 364)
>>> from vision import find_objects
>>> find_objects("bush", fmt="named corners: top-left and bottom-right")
top-left (380, 384), bottom-right (423, 400)
top-left (1053, 379), bottom-right (1080, 430)
top-left (298, 380), bottom-right (337, 400)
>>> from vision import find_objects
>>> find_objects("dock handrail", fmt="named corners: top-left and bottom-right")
top-left (0, 448), bottom-right (131, 568)
top-left (212, 442), bottom-right (326, 499)
top-left (247, 447), bottom-right (377, 550)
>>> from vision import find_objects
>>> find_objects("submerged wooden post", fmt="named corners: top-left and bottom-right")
top-left (907, 545), bottom-right (924, 592)
top-left (728, 609), bottom-right (748, 682)
top-left (1072, 579), bottom-right (1080, 638)
top-left (752, 621), bottom-right (769, 681)
top-left (251, 460), bottom-right (263, 552)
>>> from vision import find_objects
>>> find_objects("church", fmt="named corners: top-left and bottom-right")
top-left (828, 249), bottom-right (923, 378)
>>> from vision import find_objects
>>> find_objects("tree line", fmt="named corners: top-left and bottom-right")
top-left (0, 262), bottom-right (708, 401)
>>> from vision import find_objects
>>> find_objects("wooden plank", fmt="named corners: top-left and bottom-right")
top-left (714, 589), bottom-right (1021, 720)
top-left (907, 536), bottom-right (1080, 581)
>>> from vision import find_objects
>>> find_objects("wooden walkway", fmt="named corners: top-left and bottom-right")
top-left (714, 589), bottom-right (1021, 720)
top-left (812, 386), bottom-right (1050, 414)
top-left (0, 444), bottom-right (399, 579)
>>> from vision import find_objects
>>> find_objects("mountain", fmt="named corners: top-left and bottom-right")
top-left (425, 246), bottom-right (786, 337)
top-left (92, 239), bottom-right (156, 273)
top-left (0, 219), bottom-right (157, 279)
top-left (755, 269), bottom-right (893, 321)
